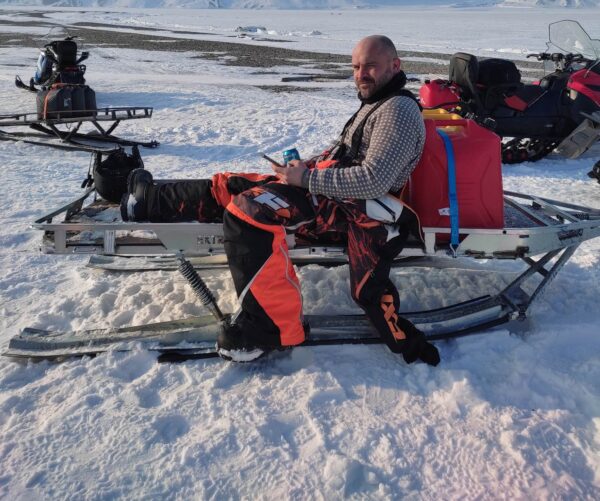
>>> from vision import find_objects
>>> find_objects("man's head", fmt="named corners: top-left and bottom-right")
top-left (352, 35), bottom-right (401, 99)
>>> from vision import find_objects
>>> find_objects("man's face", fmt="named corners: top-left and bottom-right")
top-left (352, 41), bottom-right (400, 99)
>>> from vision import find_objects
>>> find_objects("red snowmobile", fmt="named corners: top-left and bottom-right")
top-left (419, 20), bottom-right (600, 165)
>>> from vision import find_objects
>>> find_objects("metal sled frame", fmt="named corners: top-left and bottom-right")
top-left (26, 188), bottom-right (600, 342)
top-left (0, 107), bottom-right (159, 152)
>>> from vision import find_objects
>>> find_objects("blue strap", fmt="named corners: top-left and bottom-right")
top-left (436, 130), bottom-right (460, 253)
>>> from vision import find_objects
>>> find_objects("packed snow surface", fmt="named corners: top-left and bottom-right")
top-left (1, 6), bottom-right (599, 500)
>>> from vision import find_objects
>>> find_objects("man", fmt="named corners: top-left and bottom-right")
top-left (121, 35), bottom-right (440, 366)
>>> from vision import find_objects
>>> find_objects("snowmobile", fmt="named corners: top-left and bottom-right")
top-left (4, 110), bottom-right (600, 361)
top-left (15, 36), bottom-right (89, 93)
top-left (3, 36), bottom-right (159, 153)
top-left (419, 20), bottom-right (600, 164)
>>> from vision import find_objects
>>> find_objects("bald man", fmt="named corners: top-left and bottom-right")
top-left (122, 35), bottom-right (440, 366)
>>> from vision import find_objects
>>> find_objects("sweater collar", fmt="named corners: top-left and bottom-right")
top-left (357, 71), bottom-right (407, 104)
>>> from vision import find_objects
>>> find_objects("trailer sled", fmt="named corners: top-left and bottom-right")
top-left (3, 187), bottom-right (599, 361)
top-left (0, 107), bottom-right (159, 153)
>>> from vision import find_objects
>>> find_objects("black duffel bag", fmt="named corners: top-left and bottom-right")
top-left (477, 58), bottom-right (521, 88)
top-left (93, 145), bottom-right (144, 203)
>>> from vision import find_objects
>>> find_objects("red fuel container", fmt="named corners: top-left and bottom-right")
top-left (408, 117), bottom-right (504, 236)
top-left (419, 79), bottom-right (461, 110)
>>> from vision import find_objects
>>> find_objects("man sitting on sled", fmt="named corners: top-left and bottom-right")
top-left (121, 35), bottom-right (440, 366)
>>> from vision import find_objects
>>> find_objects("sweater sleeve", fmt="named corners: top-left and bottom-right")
top-left (307, 97), bottom-right (425, 199)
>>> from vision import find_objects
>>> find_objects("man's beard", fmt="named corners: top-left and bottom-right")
top-left (356, 71), bottom-right (393, 99)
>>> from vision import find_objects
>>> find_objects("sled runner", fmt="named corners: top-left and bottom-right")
top-left (2, 297), bottom-right (513, 361)
top-left (4, 186), bottom-right (599, 361)
top-left (0, 107), bottom-right (159, 152)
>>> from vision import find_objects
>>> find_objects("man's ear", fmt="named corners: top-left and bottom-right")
top-left (393, 57), bottom-right (401, 71)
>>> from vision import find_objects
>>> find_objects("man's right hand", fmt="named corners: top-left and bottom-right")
top-left (272, 159), bottom-right (308, 187)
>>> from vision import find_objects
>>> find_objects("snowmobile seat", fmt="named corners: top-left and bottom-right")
top-left (450, 53), bottom-right (524, 111)
top-left (477, 58), bottom-right (521, 88)
top-left (477, 58), bottom-right (522, 109)
top-left (508, 85), bottom-right (546, 109)
top-left (449, 52), bottom-right (479, 100)
top-left (46, 40), bottom-right (78, 67)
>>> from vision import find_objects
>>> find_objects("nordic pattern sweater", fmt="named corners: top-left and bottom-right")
top-left (307, 96), bottom-right (425, 200)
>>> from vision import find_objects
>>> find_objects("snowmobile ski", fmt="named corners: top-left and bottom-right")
top-left (14, 75), bottom-right (38, 93)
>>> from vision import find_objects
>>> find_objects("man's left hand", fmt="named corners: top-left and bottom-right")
top-left (272, 159), bottom-right (308, 187)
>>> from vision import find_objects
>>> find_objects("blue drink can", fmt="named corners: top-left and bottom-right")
top-left (282, 148), bottom-right (300, 165)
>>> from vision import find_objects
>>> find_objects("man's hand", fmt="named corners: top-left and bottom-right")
top-left (272, 159), bottom-right (308, 187)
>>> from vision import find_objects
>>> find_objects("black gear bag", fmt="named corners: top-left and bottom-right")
top-left (93, 145), bottom-right (144, 203)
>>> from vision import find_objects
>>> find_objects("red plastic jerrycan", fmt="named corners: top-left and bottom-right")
top-left (408, 118), bottom-right (503, 235)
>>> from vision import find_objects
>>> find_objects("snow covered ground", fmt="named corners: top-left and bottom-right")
top-left (1, 6), bottom-right (599, 500)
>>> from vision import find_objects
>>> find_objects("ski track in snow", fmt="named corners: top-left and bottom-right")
top-left (1, 7), bottom-right (600, 500)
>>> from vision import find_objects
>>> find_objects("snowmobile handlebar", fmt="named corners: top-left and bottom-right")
top-left (526, 52), bottom-right (590, 65)
top-left (76, 51), bottom-right (89, 64)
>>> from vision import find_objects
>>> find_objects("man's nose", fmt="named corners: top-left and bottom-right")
top-left (356, 66), bottom-right (368, 79)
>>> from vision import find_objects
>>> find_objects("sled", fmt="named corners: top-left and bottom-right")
top-left (0, 107), bottom-right (159, 153)
top-left (4, 186), bottom-right (597, 361)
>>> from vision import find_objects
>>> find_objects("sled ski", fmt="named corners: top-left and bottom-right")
top-left (0, 107), bottom-right (159, 153)
top-left (3, 294), bottom-right (515, 361)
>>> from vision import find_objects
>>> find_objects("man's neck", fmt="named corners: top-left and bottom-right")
top-left (359, 71), bottom-right (407, 105)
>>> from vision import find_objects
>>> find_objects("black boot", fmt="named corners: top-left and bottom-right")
top-left (396, 316), bottom-right (440, 367)
top-left (120, 168), bottom-right (154, 221)
top-left (216, 316), bottom-right (309, 363)
top-left (216, 318), bottom-right (270, 362)
top-left (362, 292), bottom-right (440, 367)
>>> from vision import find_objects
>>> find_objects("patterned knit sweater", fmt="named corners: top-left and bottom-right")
top-left (307, 96), bottom-right (425, 199)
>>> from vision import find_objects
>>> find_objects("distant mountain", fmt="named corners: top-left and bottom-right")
top-left (0, 0), bottom-right (599, 8)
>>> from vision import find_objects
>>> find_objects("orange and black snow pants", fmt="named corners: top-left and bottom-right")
top-left (225, 181), bottom-right (420, 351)
top-left (142, 172), bottom-right (420, 352)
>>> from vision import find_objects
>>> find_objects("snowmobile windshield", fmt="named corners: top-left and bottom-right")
top-left (548, 20), bottom-right (599, 61)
